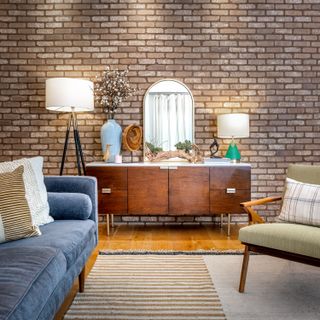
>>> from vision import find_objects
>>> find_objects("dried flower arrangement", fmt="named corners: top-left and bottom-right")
top-left (94, 67), bottom-right (136, 119)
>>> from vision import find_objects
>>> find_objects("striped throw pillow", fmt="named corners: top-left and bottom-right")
top-left (0, 166), bottom-right (41, 243)
top-left (278, 178), bottom-right (320, 226)
top-left (0, 157), bottom-right (53, 226)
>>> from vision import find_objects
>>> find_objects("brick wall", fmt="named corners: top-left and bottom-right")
top-left (1, 0), bottom-right (320, 222)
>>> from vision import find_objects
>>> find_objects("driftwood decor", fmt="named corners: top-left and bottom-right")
top-left (145, 143), bottom-right (203, 163)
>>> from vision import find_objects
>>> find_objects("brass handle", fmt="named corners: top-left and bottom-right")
top-left (102, 188), bottom-right (111, 194)
top-left (226, 188), bottom-right (236, 194)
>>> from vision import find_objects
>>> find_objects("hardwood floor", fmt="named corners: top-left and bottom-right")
top-left (99, 222), bottom-right (244, 251)
top-left (55, 222), bottom-right (245, 319)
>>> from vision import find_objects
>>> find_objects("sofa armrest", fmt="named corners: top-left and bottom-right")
top-left (44, 176), bottom-right (98, 226)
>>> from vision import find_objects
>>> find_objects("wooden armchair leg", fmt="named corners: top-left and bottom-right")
top-left (79, 266), bottom-right (85, 293)
top-left (239, 245), bottom-right (250, 293)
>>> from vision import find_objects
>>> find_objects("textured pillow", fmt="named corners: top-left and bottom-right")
top-left (0, 157), bottom-right (53, 226)
top-left (278, 178), bottom-right (320, 226)
top-left (0, 166), bottom-right (41, 243)
top-left (47, 192), bottom-right (92, 220)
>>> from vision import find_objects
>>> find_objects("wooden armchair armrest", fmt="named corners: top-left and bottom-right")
top-left (240, 196), bottom-right (282, 224)
top-left (241, 196), bottom-right (282, 208)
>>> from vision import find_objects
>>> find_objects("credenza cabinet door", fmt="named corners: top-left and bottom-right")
top-left (210, 166), bottom-right (251, 214)
top-left (86, 167), bottom-right (127, 215)
top-left (169, 167), bottom-right (210, 215)
top-left (128, 167), bottom-right (169, 215)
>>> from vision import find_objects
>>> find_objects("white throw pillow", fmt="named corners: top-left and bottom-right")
top-left (0, 157), bottom-right (53, 226)
top-left (278, 178), bottom-right (320, 226)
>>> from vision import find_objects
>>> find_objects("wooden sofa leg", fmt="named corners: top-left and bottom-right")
top-left (239, 245), bottom-right (250, 293)
top-left (79, 266), bottom-right (85, 293)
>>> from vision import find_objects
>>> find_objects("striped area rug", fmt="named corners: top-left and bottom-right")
top-left (64, 255), bottom-right (226, 320)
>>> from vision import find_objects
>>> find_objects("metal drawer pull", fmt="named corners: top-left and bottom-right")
top-left (160, 166), bottom-right (168, 170)
top-left (102, 188), bottom-right (111, 194)
top-left (226, 188), bottom-right (236, 194)
top-left (168, 166), bottom-right (178, 170)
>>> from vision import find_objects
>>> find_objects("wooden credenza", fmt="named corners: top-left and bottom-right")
top-left (86, 162), bottom-right (251, 235)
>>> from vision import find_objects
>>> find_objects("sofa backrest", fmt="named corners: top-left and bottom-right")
top-left (287, 164), bottom-right (320, 185)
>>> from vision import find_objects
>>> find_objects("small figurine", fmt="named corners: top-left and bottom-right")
top-left (103, 144), bottom-right (112, 162)
top-left (210, 138), bottom-right (220, 158)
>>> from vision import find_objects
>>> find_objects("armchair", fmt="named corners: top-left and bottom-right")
top-left (238, 164), bottom-right (320, 293)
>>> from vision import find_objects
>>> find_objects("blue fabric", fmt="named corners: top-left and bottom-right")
top-left (44, 176), bottom-right (98, 224)
top-left (37, 233), bottom-right (96, 320)
top-left (0, 247), bottom-right (66, 320)
top-left (1, 220), bottom-right (96, 269)
top-left (48, 192), bottom-right (92, 220)
top-left (0, 176), bottom-right (98, 320)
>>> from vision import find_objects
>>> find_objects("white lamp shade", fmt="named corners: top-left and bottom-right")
top-left (45, 78), bottom-right (94, 112)
top-left (217, 113), bottom-right (249, 138)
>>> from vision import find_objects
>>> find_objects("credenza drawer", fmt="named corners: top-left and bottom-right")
top-left (86, 166), bottom-right (127, 214)
top-left (210, 167), bottom-right (251, 190)
top-left (210, 189), bottom-right (250, 214)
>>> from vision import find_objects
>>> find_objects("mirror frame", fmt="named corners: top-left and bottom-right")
top-left (143, 79), bottom-right (195, 161)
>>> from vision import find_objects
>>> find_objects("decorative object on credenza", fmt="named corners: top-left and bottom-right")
top-left (100, 119), bottom-right (122, 162)
top-left (122, 124), bottom-right (143, 152)
top-left (143, 79), bottom-right (194, 160)
top-left (175, 140), bottom-right (193, 154)
top-left (217, 113), bottom-right (249, 162)
top-left (103, 144), bottom-right (111, 162)
top-left (94, 67), bottom-right (136, 162)
top-left (209, 138), bottom-right (220, 158)
top-left (145, 142), bottom-right (203, 163)
top-left (45, 78), bottom-right (94, 175)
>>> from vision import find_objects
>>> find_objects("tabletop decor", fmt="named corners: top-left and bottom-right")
top-left (94, 67), bottom-right (136, 162)
top-left (122, 124), bottom-right (143, 152)
top-left (217, 113), bottom-right (249, 162)
top-left (145, 141), bottom-right (203, 163)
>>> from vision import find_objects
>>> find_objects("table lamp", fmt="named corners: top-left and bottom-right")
top-left (46, 78), bottom-right (94, 175)
top-left (217, 113), bottom-right (249, 162)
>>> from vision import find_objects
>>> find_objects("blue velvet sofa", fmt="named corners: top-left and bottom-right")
top-left (0, 176), bottom-right (98, 320)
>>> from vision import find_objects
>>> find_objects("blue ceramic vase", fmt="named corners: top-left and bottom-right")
top-left (101, 119), bottom-right (122, 162)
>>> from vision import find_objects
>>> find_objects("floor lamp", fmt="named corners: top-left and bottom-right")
top-left (45, 78), bottom-right (94, 175)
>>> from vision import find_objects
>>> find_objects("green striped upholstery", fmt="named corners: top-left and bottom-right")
top-left (0, 166), bottom-right (40, 243)
top-left (239, 223), bottom-right (320, 259)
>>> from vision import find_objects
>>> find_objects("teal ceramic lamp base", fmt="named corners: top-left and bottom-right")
top-left (225, 141), bottom-right (241, 162)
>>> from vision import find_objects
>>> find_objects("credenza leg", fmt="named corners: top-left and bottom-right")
top-left (220, 214), bottom-right (223, 228)
top-left (111, 214), bottom-right (114, 228)
top-left (227, 213), bottom-right (231, 237)
top-left (106, 214), bottom-right (110, 236)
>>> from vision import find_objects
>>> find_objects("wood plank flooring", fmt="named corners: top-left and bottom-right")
top-left (99, 223), bottom-right (244, 251)
top-left (55, 222), bottom-right (245, 320)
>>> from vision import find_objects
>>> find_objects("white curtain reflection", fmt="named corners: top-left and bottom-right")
top-left (145, 93), bottom-right (193, 151)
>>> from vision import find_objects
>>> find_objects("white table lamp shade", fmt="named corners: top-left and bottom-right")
top-left (45, 78), bottom-right (94, 112)
top-left (217, 113), bottom-right (249, 138)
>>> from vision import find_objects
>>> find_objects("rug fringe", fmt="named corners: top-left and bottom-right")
top-left (99, 249), bottom-right (244, 255)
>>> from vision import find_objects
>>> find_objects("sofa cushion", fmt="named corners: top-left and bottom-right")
top-left (0, 220), bottom-right (96, 269)
top-left (0, 157), bottom-right (53, 226)
top-left (278, 178), bottom-right (320, 226)
top-left (239, 223), bottom-right (320, 259)
top-left (48, 192), bottom-right (92, 220)
top-left (0, 246), bottom-right (66, 320)
top-left (0, 166), bottom-right (40, 243)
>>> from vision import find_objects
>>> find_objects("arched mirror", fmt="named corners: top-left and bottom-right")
top-left (143, 79), bottom-right (194, 159)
